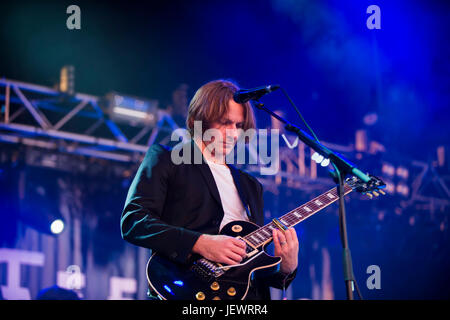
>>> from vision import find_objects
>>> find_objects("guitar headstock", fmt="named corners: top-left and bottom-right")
top-left (345, 174), bottom-right (387, 199)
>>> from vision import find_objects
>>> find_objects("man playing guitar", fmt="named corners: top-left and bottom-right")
top-left (121, 79), bottom-right (298, 300)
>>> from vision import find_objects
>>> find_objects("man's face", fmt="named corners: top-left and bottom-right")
top-left (204, 99), bottom-right (244, 158)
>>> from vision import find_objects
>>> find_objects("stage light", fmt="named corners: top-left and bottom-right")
top-left (396, 166), bottom-right (409, 180)
top-left (320, 158), bottom-right (330, 167)
top-left (312, 152), bottom-right (330, 167)
top-left (311, 152), bottom-right (320, 162)
top-left (20, 208), bottom-right (65, 236)
top-left (384, 181), bottom-right (395, 194)
top-left (59, 65), bottom-right (75, 96)
top-left (106, 92), bottom-right (158, 126)
top-left (396, 183), bottom-right (409, 197)
top-left (50, 219), bottom-right (65, 235)
top-left (112, 106), bottom-right (149, 119)
top-left (363, 112), bottom-right (378, 126)
top-left (355, 129), bottom-right (367, 151)
top-left (381, 163), bottom-right (395, 177)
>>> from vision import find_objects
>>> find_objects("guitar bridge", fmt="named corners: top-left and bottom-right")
top-left (192, 258), bottom-right (225, 280)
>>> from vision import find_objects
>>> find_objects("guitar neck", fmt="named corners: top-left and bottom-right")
top-left (243, 184), bottom-right (353, 248)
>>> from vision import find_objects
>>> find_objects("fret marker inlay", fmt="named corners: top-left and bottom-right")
top-left (241, 186), bottom-right (354, 250)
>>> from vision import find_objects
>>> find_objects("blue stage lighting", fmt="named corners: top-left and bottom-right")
top-left (50, 219), bottom-right (65, 235)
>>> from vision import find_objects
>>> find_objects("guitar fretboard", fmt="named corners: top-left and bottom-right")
top-left (243, 184), bottom-right (353, 248)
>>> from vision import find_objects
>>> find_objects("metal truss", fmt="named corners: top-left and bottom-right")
top-left (400, 160), bottom-right (450, 213)
top-left (1, 77), bottom-right (449, 208)
top-left (0, 78), bottom-right (353, 189)
top-left (0, 78), bottom-right (178, 162)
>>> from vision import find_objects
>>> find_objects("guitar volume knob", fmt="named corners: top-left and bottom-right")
top-left (210, 282), bottom-right (220, 291)
top-left (227, 287), bottom-right (236, 296)
top-left (195, 292), bottom-right (206, 300)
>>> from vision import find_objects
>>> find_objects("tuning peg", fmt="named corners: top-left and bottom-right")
top-left (378, 189), bottom-right (386, 195)
top-left (365, 192), bottom-right (373, 199)
top-left (372, 191), bottom-right (379, 197)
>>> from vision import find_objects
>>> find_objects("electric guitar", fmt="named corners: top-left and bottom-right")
top-left (146, 175), bottom-right (386, 300)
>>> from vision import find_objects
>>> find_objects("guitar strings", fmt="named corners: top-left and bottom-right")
top-left (242, 185), bottom-right (353, 247)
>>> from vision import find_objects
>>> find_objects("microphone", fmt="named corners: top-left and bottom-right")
top-left (233, 84), bottom-right (280, 103)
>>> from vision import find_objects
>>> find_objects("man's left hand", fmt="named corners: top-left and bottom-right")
top-left (272, 228), bottom-right (299, 274)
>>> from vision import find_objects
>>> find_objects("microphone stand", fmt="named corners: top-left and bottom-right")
top-left (253, 100), bottom-right (366, 300)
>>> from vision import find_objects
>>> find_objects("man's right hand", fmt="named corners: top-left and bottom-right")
top-left (192, 234), bottom-right (247, 265)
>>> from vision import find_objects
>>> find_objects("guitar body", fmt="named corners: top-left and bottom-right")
top-left (146, 220), bottom-right (282, 300)
top-left (146, 175), bottom-right (386, 300)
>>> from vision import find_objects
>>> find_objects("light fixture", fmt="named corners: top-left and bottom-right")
top-left (384, 181), bottom-right (395, 194)
top-left (312, 152), bottom-right (330, 167)
top-left (396, 183), bottom-right (409, 197)
top-left (106, 92), bottom-right (158, 126)
top-left (59, 65), bottom-right (75, 96)
top-left (50, 219), bottom-right (65, 235)
top-left (320, 158), bottom-right (330, 167)
top-left (381, 163), bottom-right (395, 177)
top-left (396, 166), bottom-right (409, 180)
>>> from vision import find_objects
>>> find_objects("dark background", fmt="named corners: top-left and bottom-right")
top-left (1, 0), bottom-right (449, 155)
